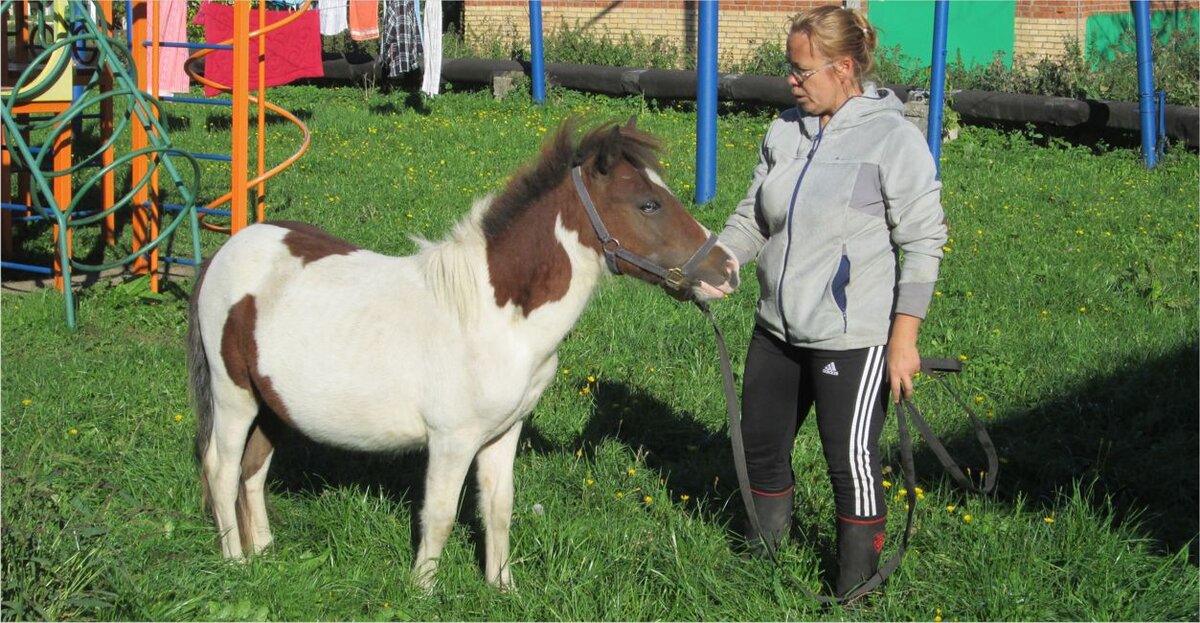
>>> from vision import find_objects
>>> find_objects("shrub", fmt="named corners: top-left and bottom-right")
top-left (446, 15), bottom-right (1198, 106)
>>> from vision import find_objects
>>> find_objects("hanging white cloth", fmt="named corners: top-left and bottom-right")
top-left (420, 0), bottom-right (442, 96)
top-left (319, 0), bottom-right (349, 36)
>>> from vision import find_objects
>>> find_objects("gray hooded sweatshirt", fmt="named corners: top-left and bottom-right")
top-left (720, 84), bottom-right (947, 350)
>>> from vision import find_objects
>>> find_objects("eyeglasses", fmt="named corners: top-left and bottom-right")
top-left (788, 61), bottom-right (835, 84)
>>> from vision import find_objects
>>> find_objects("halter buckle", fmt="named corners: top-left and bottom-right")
top-left (664, 267), bottom-right (687, 290)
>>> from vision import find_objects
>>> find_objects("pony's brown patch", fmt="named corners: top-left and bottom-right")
top-left (484, 183), bottom-right (575, 315)
top-left (272, 221), bottom-right (360, 265)
top-left (220, 295), bottom-right (292, 423)
top-left (235, 411), bottom-right (283, 554)
top-left (482, 120), bottom-right (666, 315)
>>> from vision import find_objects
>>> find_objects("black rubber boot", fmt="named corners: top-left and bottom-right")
top-left (743, 489), bottom-right (793, 557)
top-left (835, 516), bottom-right (886, 599)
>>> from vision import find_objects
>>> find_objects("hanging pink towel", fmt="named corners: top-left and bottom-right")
top-left (349, 0), bottom-right (380, 41)
top-left (194, 2), bottom-right (324, 97)
top-left (146, 0), bottom-right (190, 96)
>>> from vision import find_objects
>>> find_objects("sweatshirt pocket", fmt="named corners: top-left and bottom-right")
top-left (830, 247), bottom-right (851, 333)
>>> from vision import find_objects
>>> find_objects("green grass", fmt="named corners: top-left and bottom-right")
top-left (3, 85), bottom-right (1197, 621)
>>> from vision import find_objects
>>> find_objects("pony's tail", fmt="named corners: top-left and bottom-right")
top-left (187, 260), bottom-right (215, 515)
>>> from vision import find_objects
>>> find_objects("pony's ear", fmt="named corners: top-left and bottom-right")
top-left (594, 125), bottom-right (623, 175)
top-left (624, 115), bottom-right (637, 131)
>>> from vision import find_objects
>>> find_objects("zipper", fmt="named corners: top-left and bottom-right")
top-left (775, 127), bottom-right (824, 342)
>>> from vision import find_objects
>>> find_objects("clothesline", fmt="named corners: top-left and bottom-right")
top-left (146, 0), bottom-right (442, 98)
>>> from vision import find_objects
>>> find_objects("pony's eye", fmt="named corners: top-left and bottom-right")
top-left (639, 201), bottom-right (661, 214)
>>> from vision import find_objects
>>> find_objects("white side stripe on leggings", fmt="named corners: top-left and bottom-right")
top-left (848, 345), bottom-right (886, 517)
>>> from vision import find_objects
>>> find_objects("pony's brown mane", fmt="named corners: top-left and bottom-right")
top-left (480, 119), bottom-right (664, 240)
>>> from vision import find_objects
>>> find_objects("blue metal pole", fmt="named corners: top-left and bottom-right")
top-left (926, 0), bottom-right (949, 179)
top-left (695, 0), bottom-right (718, 204)
top-left (1131, 0), bottom-right (1157, 168)
top-left (530, 0), bottom-right (545, 104)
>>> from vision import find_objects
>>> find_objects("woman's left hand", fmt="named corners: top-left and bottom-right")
top-left (887, 314), bottom-right (923, 403)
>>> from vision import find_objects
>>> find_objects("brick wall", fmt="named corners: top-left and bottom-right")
top-left (1015, 1), bottom-right (1194, 19)
top-left (462, 0), bottom-right (842, 69)
top-left (1013, 0), bottom-right (1198, 63)
top-left (1013, 16), bottom-right (1081, 60)
top-left (464, 0), bottom-right (1197, 69)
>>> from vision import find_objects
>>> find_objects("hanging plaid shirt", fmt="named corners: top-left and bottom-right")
top-left (381, 0), bottom-right (421, 76)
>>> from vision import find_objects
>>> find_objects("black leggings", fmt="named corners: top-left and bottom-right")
top-left (741, 324), bottom-right (889, 520)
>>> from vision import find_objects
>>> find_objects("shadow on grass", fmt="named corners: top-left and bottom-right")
top-left (921, 341), bottom-right (1199, 561)
top-left (255, 339), bottom-right (1198, 581)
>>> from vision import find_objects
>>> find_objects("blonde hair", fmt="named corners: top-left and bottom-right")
top-left (789, 6), bottom-right (878, 84)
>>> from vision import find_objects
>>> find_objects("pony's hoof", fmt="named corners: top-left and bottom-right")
top-left (489, 576), bottom-right (515, 592)
top-left (412, 566), bottom-right (438, 593)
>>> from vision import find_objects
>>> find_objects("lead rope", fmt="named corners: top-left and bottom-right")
top-left (695, 300), bottom-right (994, 605)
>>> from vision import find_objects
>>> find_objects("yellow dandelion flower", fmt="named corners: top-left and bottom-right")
top-left (587, 375), bottom-right (596, 383)
top-left (934, 290), bottom-right (943, 297)
top-left (643, 495), bottom-right (653, 504)
top-left (975, 395), bottom-right (985, 404)
top-left (680, 494), bottom-right (690, 502)
top-left (882, 480), bottom-right (893, 489)
top-left (22, 399), bottom-right (32, 407)
top-left (958, 354), bottom-right (968, 362)
top-left (615, 491), bottom-right (624, 499)
top-left (576, 448), bottom-right (583, 458)
top-left (561, 368), bottom-right (570, 375)
top-left (962, 514), bottom-right (973, 523)
top-left (174, 414), bottom-right (183, 422)
top-left (627, 468), bottom-right (637, 476)
top-left (935, 608), bottom-right (943, 622)
top-left (585, 478), bottom-right (595, 486)
top-left (1079, 306), bottom-right (1087, 313)
top-left (68, 428), bottom-right (78, 436)
top-left (580, 386), bottom-right (591, 395)
top-left (1044, 516), bottom-right (1055, 524)
top-left (946, 505), bottom-right (957, 513)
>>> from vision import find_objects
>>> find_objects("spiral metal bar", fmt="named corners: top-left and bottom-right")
top-left (2, 0), bottom-right (203, 327)
top-left (180, 0), bottom-right (313, 234)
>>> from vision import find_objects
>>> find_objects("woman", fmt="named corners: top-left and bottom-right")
top-left (718, 6), bottom-right (947, 598)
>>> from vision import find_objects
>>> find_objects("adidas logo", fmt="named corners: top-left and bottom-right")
top-left (822, 362), bottom-right (839, 376)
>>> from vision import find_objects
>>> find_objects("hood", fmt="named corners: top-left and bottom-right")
top-left (796, 83), bottom-right (906, 137)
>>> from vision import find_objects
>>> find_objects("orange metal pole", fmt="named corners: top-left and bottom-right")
top-left (18, 120), bottom-right (31, 212)
top-left (145, 0), bottom-right (161, 288)
top-left (100, 0), bottom-right (115, 246)
top-left (1, 6), bottom-right (10, 261)
top-left (51, 122), bottom-right (73, 291)
top-left (255, 0), bottom-right (266, 223)
top-left (130, 0), bottom-right (153, 282)
top-left (230, 1), bottom-right (250, 233)
top-left (2, 140), bottom-right (11, 262)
